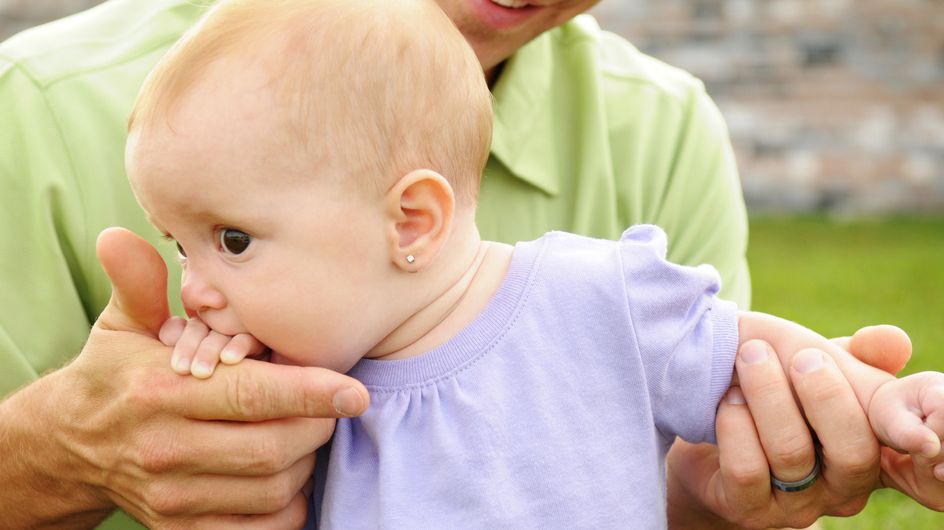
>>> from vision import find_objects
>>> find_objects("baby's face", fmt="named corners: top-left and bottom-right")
top-left (127, 67), bottom-right (393, 372)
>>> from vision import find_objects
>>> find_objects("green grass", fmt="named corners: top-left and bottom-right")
top-left (747, 216), bottom-right (944, 529)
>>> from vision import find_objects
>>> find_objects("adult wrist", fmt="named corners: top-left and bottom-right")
top-left (0, 369), bottom-right (113, 527)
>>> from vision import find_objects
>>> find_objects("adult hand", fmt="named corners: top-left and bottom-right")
top-left (0, 227), bottom-right (369, 529)
top-left (667, 325), bottom-right (912, 529)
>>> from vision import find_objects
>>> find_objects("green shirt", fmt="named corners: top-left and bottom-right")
top-left (0, 1), bottom-right (748, 527)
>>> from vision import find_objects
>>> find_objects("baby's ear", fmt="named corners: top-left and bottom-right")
top-left (383, 169), bottom-right (455, 272)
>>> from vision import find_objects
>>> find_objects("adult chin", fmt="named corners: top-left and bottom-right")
top-left (467, 0), bottom-right (544, 30)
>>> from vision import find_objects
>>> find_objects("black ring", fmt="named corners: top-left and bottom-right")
top-left (771, 451), bottom-right (822, 493)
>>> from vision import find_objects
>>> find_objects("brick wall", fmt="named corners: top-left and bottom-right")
top-left (593, 0), bottom-right (944, 214)
top-left (0, 0), bottom-right (103, 38)
top-left (4, 0), bottom-right (943, 214)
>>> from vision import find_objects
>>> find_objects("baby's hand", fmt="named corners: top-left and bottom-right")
top-left (869, 372), bottom-right (944, 464)
top-left (158, 316), bottom-right (266, 379)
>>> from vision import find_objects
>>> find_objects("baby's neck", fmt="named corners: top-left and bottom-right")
top-left (366, 233), bottom-right (514, 361)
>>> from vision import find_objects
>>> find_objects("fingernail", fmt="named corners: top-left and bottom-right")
top-left (220, 349), bottom-right (240, 364)
top-left (333, 387), bottom-right (365, 417)
top-left (921, 440), bottom-right (941, 459)
top-left (724, 386), bottom-right (746, 405)
top-left (173, 356), bottom-right (190, 373)
top-left (793, 349), bottom-right (825, 374)
top-left (192, 361), bottom-right (213, 379)
top-left (935, 464), bottom-right (944, 481)
top-left (740, 341), bottom-right (769, 365)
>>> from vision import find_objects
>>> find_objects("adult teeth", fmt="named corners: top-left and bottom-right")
top-left (491, 0), bottom-right (529, 8)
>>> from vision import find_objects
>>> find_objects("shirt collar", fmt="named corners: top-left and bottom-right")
top-left (489, 28), bottom-right (559, 196)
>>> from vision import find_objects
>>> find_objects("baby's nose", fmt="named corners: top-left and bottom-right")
top-left (180, 270), bottom-right (226, 315)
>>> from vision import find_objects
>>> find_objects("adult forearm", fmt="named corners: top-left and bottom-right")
top-left (0, 370), bottom-right (112, 528)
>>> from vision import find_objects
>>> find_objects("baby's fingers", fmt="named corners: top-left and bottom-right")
top-left (220, 333), bottom-right (267, 365)
top-left (916, 373), bottom-right (944, 440)
top-left (909, 372), bottom-right (944, 459)
top-left (190, 330), bottom-right (231, 379)
top-left (872, 373), bottom-right (944, 459)
top-left (884, 410), bottom-right (940, 459)
top-left (172, 317), bottom-right (212, 374)
top-left (159, 316), bottom-right (187, 346)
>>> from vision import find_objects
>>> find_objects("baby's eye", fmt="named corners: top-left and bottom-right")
top-left (175, 241), bottom-right (187, 259)
top-left (219, 228), bottom-right (252, 255)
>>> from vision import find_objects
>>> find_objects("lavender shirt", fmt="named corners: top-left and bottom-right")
top-left (318, 225), bottom-right (739, 529)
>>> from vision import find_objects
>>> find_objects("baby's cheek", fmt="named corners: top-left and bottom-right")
top-left (269, 351), bottom-right (298, 366)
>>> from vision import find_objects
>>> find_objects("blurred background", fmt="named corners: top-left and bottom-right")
top-left (5, 0), bottom-right (941, 214)
top-left (3, 1), bottom-right (943, 528)
top-left (591, 0), bottom-right (944, 215)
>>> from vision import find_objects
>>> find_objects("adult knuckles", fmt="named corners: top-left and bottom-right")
top-left (150, 516), bottom-right (203, 530)
top-left (143, 480), bottom-right (200, 517)
top-left (742, 372), bottom-right (787, 403)
top-left (824, 443), bottom-right (880, 489)
top-left (729, 507), bottom-right (781, 530)
top-left (284, 494), bottom-right (310, 530)
top-left (922, 496), bottom-right (944, 512)
top-left (768, 433), bottom-right (815, 473)
top-left (311, 417), bottom-right (337, 446)
top-left (135, 429), bottom-right (188, 474)
top-left (123, 367), bottom-right (182, 415)
top-left (227, 369), bottom-right (274, 419)
top-left (259, 471), bottom-right (300, 512)
top-left (799, 373), bottom-right (850, 405)
top-left (244, 433), bottom-right (291, 475)
top-left (738, 516), bottom-right (775, 530)
top-left (294, 370), bottom-right (333, 418)
top-left (781, 509), bottom-right (822, 530)
top-left (827, 496), bottom-right (870, 518)
top-left (724, 459), bottom-right (768, 491)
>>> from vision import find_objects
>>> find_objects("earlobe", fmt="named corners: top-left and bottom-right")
top-left (383, 169), bottom-right (455, 272)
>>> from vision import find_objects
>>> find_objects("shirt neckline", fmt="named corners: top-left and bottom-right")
top-left (347, 238), bottom-right (545, 391)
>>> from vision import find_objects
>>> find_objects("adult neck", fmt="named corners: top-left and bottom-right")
top-left (485, 61), bottom-right (504, 88)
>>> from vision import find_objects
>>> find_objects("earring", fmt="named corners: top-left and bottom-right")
top-left (406, 255), bottom-right (415, 264)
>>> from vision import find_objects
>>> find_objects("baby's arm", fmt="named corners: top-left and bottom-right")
top-left (739, 311), bottom-right (944, 459)
top-left (158, 316), bottom-right (266, 378)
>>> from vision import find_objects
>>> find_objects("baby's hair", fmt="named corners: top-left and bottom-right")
top-left (129, 0), bottom-right (492, 204)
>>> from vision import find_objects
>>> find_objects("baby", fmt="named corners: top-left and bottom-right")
top-left (124, 0), bottom-right (944, 527)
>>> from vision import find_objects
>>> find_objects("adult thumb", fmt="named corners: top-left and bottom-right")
top-left (847, 325), bottom-right (913, 376)
top-left (95, 227), bottom-right (170, 337)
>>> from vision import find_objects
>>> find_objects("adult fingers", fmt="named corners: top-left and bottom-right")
top-left (736, 339), bottom-right (817, 483)
top-left (713, 386), bottom-right (773, 524)
top-left (163, 358), bottom-right (369, 421)
top-left (790, 348), bottom-right (878, 515)
top-left (132, 417), bottom-right (334, 477)
top-left (846, 325), bottom-right (912, 376)
top-left (159, 316), bottom-right (187, 346)
top-left (198, 453), bottom-right (316, 515)
top-left (193, 490), bottom-right (309, 530)
top-left (96, 227), bottom-right (170, 337)
top-left (113, 453), bottom-right (314, 518)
